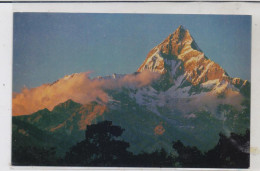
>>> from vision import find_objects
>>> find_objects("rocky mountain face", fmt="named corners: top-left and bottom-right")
top-left (138, 25), bottom-right (227, 83)
top-left (138, 25), bottom-right (249, 94)
top-left (12, 26), bottom-right (250, 157)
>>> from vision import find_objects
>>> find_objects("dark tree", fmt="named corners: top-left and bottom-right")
top-left (172, 140), bottom-right (205, 168)
top-left (64, 121), bottom-right (132, 166)
top-left (172, 130), bottom-right (250, 168)
top-left (131, 148), bottom-right (175, 167)
top-left (205, 130), bottom-right (250, 168)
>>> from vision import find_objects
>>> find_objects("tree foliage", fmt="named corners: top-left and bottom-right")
top-left (12, 120), bottom-right (249, 168)
top-left (205, 130), bottom-right (249, 168)
top-left (172, 129), bottom-right (250, 168)
top-left (64, 121), bottom-right (131, 166)
top-left (172, 140), bottom-right (205, 168)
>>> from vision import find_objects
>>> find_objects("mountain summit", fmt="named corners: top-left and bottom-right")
top-left (137, 25), bottom-right (230, 88)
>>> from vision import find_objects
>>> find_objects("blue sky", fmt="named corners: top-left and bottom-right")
top-left (13, 13), bottom-right (251, 92)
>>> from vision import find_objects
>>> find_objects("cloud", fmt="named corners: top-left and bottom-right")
top-left (12, 70), bottom-right (160, 116)
top-left (164, 89), bottom-right (244, 116)
top-left (189, 90), bottom-right (244, 114)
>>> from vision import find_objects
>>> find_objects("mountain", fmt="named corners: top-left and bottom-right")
top-left (138, 25), bottom-right (226, 82)
top-left (138, 25), bottom-right (249, 94)
top-left (12, 25), bottom-right (250, 157)
top-left (13, 100), bottom-right (108, 156)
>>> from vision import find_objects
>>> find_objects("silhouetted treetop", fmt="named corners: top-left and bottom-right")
top-left (64, 120), bottom-right (130, 166)
top-left (85, 120), bottom-right (124, 140)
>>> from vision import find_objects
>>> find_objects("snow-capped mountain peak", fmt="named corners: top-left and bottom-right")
top-left (137, 25), bottom-right (230, 88)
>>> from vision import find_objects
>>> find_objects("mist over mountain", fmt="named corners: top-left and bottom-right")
top-left (12, 26), bottom-right (250, 162)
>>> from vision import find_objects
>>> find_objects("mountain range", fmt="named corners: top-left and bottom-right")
top-left (12, 25), bottom-right (250, 157)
